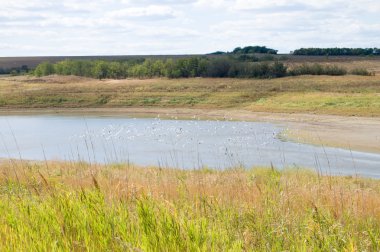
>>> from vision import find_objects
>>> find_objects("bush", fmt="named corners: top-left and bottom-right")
top-left (205, 58), bottom-right (232, 77)
top-left (288, 64), bottom-right (347, 76)
top-left (269, 61), bottom-right (288, 77)
top-left (323, 65), bottom-right (347, 75)
top-left (351, 68), bottom-right (374, 76)
top-left (259, 55), bottom-right (275, 61)
top-left (10, 70), bottom-right (19, 76)
top-left (227, 62), bottom-right (287, 78)
top-left (34, 62), bottom-right (55, 77)
top-left (33, 58), bottom-right (360, 80)
top-left (237, 54), bottom-right (259, 62)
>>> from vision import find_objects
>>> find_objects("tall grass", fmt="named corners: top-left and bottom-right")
top-left (0, 161), bottom-right (379, 251)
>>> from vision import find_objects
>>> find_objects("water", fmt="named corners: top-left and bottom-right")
top-left (0, 115), bottom-right (379, 178)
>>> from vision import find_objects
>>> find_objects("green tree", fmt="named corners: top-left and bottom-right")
top-left (34, 62), bottom-right (55, 77)
top-left (93, 61), bottom-right (108, 80)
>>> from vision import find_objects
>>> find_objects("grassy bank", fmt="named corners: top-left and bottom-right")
top-left (0, 161), bottom-right (379, 250)
top-left (1, 74), bottom-right (380, 116)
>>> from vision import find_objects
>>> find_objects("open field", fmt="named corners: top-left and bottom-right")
top-left (1, 75), bottom-right (380, 116)
top-left (0, 160), bottom-right (379, 250)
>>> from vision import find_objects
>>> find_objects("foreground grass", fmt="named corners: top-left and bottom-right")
top-left (0, 161), bottom-right (379, 251)
top-left (1, 74), bottom-right (380, 116)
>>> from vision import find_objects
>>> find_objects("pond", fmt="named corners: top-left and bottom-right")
top-left (1, 115), bottom-right (380, 178)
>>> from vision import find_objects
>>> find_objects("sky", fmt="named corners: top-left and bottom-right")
top-left (1, 0), bottom-right (379, 56)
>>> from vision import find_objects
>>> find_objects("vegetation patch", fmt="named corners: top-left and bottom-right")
top-left (142, 97), bottom-right (161, 105)
top-left (0, 161), bottom-right (379, 251)
top-left (248, 92), bottom-right (380, 116)
top-left (293, 47), bottom-right (380, 56)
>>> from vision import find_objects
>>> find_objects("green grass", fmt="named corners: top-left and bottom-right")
top-left (249, 92), bottom-right (380, 115)
top-left (0, 161), bottom-right (379, 251)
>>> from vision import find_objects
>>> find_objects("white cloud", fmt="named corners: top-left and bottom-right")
top-left (234, 0), bottom-right (293, 10)
top-left (135, 26), bottom-right (200, 38)
top-left (0, 0), bottom-right (379, 56)
top-left (194, 0), bottom-right (230, 8)
top-left (107, 5), bottom-right (180, 19)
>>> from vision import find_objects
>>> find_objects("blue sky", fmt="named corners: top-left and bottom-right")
top-left (1, 0), bottom-right (379, 56)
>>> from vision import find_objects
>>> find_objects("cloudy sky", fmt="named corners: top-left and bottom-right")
top-left (1, 0), bottom-right (379, 56)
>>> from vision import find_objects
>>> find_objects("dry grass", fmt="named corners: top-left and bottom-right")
top-left (1, 74), bottom-right (380, 116)
top-left (286, 59), bottom-right (380, 74)
top-left (0, 160), bottom-right (379, 250)
top-left (6, 160), bottom-right (380, 212)
top-left (4, 160), bottom-right (379, 213)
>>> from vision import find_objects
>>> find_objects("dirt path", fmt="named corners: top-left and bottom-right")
top-left (1, 107), bottom-right (379, 154)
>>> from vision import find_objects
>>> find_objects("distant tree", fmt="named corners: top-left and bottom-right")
top-left (293, 47), bottom-right (380, 56)
top-left (164, 59), bottom-right (181, 78)
top-left (93, 61), bottom-right (108, 80)
top-left (108, 62), bottom-right (123, 79)
top-left (232, 46), bottom-right (278, 55)
top-left (152, 60), bottom-right (165, 77)
top-left (208, 51), bottom-right (226, 55)
top-left (129, 64), bottom-right (148, 78)
top-left (21, 65), bottom-right (29, 73)
top-left (34, 62), bottom-right (55, 77)
top-left (232, 47), bottom-right (242, 54)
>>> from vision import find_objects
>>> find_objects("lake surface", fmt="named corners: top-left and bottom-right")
top-left (0, 115), bottom-right (380, 178)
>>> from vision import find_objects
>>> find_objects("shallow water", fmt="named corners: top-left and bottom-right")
top-left (0, 115), bottom-right (379, 178)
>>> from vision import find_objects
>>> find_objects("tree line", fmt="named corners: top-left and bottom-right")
top-left (293, 48), bottom-right (380, 56)
top-left (209, 46), bottom-right (278, 55)
top-left (33, 57), bottom-right (372, 79)
top-left (33, 58), bottom-right (288, 79)
top-left (0, 65), bottom-right (29, 75)
top-left (232, 46), bottom-right (278, 54)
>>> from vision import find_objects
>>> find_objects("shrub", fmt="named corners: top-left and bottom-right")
top-left (259, 55), bottom-right (275, 61)
top-left (288, 64), bottom-right (347, 76)
top-left (351, 68), bottom-right (374, 76)
top-left (34, 62), bottom-right (55, 77)
top-left (206, 58), bottom-right (232, 78)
